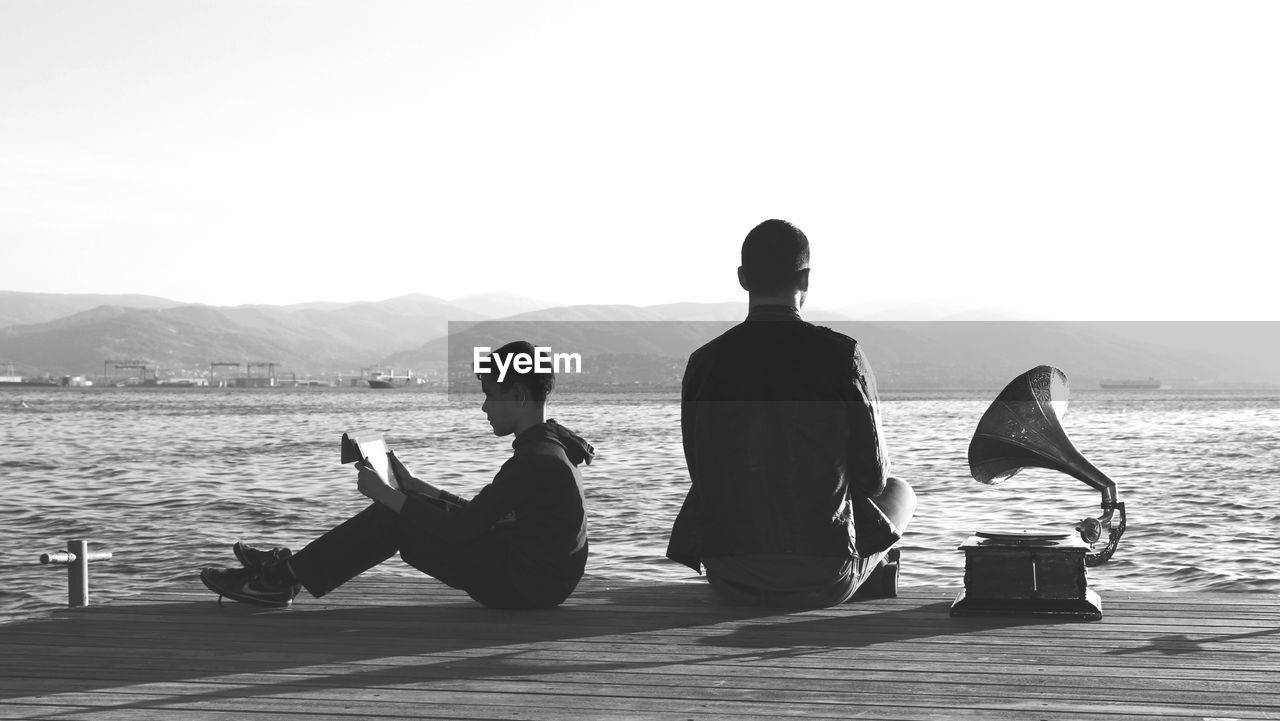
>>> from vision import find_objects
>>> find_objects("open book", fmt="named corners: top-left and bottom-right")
top-left (340, 431), bottom-right (467, 509)
top-left (341, 430), bottom-right (400, 489)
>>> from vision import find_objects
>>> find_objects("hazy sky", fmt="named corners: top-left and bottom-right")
top-left (2, 1), bottom-right (1277, 319)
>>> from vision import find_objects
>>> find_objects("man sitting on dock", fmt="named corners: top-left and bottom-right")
top-left (667, 219), bottom-right (916, 607)
top-left (201, 340), bottom-right (594, 609)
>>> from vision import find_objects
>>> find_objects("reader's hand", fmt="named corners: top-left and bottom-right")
top-left (354, 460), bottom-right (407, 512)
top-left (386, 450), bottom-right (416, 486)
top-left (387, 450), bottom-right (441, 498)
top-left (355, 460), bottom-right (394, 499)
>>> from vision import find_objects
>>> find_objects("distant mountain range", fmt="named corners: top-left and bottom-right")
top-left (0, 291), bottom-right (555, 379)
top-left (0, 291), bottom-right (1275, 389)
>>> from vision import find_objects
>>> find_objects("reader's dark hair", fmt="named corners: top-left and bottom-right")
top-left (740, 219), bottom-right (810, 294)
top-left (476, 340), bottom-right (555, 402)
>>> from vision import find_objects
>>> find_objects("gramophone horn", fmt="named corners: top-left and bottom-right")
top-left (968, 365), bottom-right (1116, 505)
top-left (968, 365), bottom-right (1126, 565)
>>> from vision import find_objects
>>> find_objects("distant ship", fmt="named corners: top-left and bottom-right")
top-left (366, 370), bottom-right (415, 389)
top-left (1100, 378), bottom-right (1162, 390)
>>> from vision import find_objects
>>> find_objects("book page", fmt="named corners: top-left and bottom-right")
top-left (351, 435), bottom-right (395, 488)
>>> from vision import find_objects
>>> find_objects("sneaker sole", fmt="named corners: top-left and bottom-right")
top-left (200, 567), bottom-right (295, 609)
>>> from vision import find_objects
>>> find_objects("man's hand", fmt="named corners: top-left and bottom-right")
top-left (355, 460), bottom-right (406, 512)
top-left (386, 450), bottom-right (413, 483)
top-left (387, 450), bottom-right (443, 498)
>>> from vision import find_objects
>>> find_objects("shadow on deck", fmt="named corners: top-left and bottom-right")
top-left (1, 577), bottom-right (1276, 720)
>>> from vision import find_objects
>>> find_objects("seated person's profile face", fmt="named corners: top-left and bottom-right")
top-left (480, 378), bottom-right (522, 436)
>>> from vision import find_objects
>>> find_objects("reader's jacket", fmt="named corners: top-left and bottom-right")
top-left (666, 305), bottom-right (899, 572)
top-left (401, 420), bottom-right (592, 606)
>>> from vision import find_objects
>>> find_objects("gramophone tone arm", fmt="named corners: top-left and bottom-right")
top-left (1100, 485), bottom-right (1118, 509)
top-left (1085, 501), bottom-right (1126, 567)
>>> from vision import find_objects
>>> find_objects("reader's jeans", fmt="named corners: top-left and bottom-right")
top-left (286, 501), bottom-right (534, 608)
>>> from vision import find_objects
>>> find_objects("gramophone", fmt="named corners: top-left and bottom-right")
top-left (950, 365), bottom-right (1127, 620)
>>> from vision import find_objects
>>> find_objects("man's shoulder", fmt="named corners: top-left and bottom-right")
top-left (512, 437), bottom-right (572, 464)
top-left (808, 322), bottom-right (860, 349)
top-left (500, 444), bottom-right (577, 485)
top-left (689, 319), bottom-right (862, 363)
top-left (687, 322), bottom-right (744, 361)
top-left (794, 322), bottom-right (864, 367)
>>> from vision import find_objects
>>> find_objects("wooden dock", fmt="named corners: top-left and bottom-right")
top-left (1, 575), bottom-right (1277, 720)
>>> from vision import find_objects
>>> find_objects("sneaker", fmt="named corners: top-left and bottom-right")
top-left (201, 566), bottom-right (299, 608)
top-left (232, 541), bottom-right (293, 572)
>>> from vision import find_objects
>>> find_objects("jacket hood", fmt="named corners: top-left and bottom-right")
top-left (514, 419), bottom-right (595, 466)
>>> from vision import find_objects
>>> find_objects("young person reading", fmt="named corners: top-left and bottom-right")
top-left (200, 340), bottom-right (593, 609)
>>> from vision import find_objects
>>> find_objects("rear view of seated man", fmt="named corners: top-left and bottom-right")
top-left (667, 219), bottom-right (916, 607)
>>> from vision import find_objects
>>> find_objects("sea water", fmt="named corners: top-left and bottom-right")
top-left (2, 386), bottom-right (1278, 625)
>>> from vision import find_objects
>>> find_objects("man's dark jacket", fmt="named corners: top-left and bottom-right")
top-left (666, 306), bottom-right (899, 572)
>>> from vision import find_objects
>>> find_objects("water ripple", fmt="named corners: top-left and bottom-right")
top-left (2, 386), bottom-right (1278, 624)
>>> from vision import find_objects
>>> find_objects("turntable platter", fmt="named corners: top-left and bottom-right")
top-left (974, 530), bottom-right (1071, 543)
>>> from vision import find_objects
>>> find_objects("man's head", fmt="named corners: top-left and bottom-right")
top-left (738, 219), bottom-right (810, 304)
top-left (475, 340), bottom-right (553, 436)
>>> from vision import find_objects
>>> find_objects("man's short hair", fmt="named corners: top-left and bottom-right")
top-left (740, 219), bottom-right (810, 294)
top-left (475, 340), bottom-right (555, 402)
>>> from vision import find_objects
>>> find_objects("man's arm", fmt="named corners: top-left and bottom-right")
top-left (388, 450), bottom-right (468, 507)
top-left (399, 457), bottom-right (542, 542)
top-left (667, 351), bottom-right (705, 571)
top-left (846, 343), bottom-right (890, 498)
top-left (680, 353), bottom-right (700, 484)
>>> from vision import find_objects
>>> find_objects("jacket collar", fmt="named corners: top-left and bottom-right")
top-left (745, 304), bottom-right (803, 322)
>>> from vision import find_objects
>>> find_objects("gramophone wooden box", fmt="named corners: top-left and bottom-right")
top-left (950, 531), bottom-right (1102, 620)
top-left (951, 365), bottom-right (1124, 621)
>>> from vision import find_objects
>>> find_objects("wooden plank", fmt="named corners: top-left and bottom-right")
top-left (1, 577), bottom-right (1277, 721)
top-left (2, 667), bottom-right (1276, 711)
top-left (6, 616), bottom-right (1274, 664)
